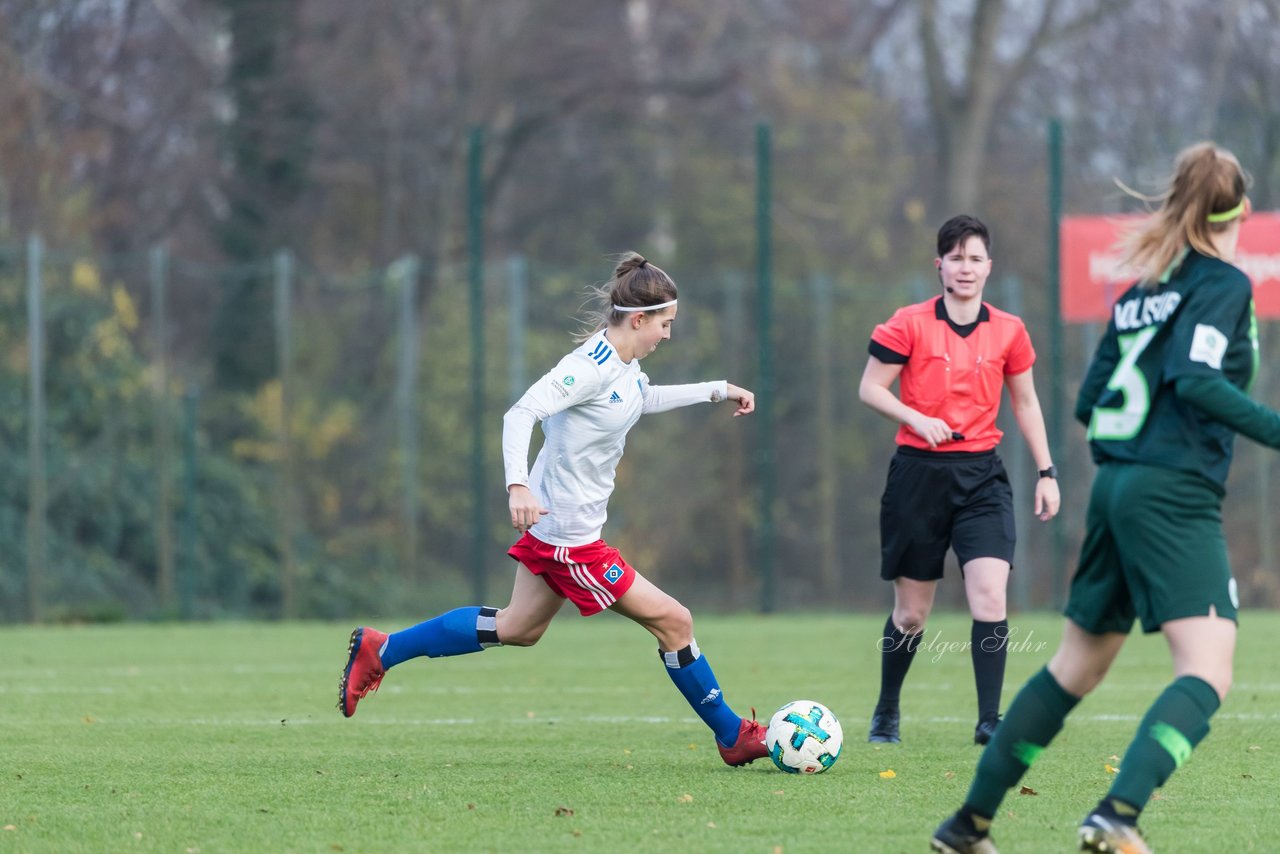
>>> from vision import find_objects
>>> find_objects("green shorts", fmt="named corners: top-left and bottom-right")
top-left (1064, 462), bottom-right (1239, 635)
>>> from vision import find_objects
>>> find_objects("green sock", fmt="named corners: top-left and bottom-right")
top-left (1108, 676), bottom-right (1220, 810)
top-left (962, 667), bottom-right (1080, 818)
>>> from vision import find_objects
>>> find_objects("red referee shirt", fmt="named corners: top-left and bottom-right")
top-left (869, 296), bottom-right (1036, 452)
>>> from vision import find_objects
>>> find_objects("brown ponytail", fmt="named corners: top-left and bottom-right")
top-left (1118, 142), bottom-right (1250, 286)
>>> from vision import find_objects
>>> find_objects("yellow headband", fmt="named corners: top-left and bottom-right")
top-left (1207, 199), bottom-right (1246, 223)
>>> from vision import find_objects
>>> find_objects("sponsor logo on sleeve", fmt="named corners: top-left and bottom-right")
top-left (1189, 324), bottom-right (1228, 370)
top-left (548, 374), bottom-right (577, 398)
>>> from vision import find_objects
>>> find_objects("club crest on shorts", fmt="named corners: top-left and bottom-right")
top-left (603, 563), bottom-right (624, 584)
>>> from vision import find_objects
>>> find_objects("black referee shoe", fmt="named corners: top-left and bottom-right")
top-left (974, 714), bottom-right (1001, 745)
top-left (867, 706), bottom-right (900, 743)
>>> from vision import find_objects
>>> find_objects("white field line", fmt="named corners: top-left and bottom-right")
top-left (4, 712), bottom-right (1280, 726)
top-left (0, 683), bottom-right (639, 695)
top-left (6, 681), bottom-right (1280, 695)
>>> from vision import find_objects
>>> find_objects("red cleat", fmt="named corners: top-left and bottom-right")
top-left (338, 627), bottom-right (388, 718)
top-left (717, 709), bottom-right (769, 767)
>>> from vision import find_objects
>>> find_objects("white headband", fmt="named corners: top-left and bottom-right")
top-left (612, 299), bottom-right (677, 313)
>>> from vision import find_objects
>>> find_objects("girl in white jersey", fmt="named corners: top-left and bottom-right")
top-left (338, 253), bottom-right (770, 766)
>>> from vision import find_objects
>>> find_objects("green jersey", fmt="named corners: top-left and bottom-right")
top-left (1076, 249), bottom-right (1257, 489)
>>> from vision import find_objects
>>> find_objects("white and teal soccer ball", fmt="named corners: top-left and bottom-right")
top-left (765, 700), bottom-right (843, 774)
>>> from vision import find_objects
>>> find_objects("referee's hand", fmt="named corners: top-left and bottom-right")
top-left (906, 414), bottom-right (957, 449)
top-left (1034, 478), bottom-right (1061, 521)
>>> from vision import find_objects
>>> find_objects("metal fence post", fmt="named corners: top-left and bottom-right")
top-left (468, 127), bottom-right (488, 604)
top-left (150, 244), bottom-right (175, 609)
top-left (395, 256), bottom-right (421, 581)
top-left (274, 249), bottom-right (296, 618)
top-left (180, 388), bottom-right (200, 618)
top-left (1001, 274), bottom-right (1031, 611)
top-left (755, 121), bottom-right (775, 613)
top-left (812, 273), bottom-right (839, 601)
top-left (507, 254), bottom-right (527, 404)
top-left (1046, 118), bottom-right (1067, 607)
top-left (25, 234), bottom-right (46, 623)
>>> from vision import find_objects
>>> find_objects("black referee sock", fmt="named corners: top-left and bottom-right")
top-left (971, 619), bottom-right (1009, 722)
top-left (876, 614), bottom-right (922, 711)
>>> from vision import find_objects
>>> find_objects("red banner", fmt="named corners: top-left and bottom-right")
top-left (1061, 213), bottom-right (1280, 322)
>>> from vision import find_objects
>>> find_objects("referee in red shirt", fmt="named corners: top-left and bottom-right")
top-left (860, 215), bottom-right (1060, 746)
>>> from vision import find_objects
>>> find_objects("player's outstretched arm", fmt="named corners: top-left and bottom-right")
top-left (640, 380), bottom-right (730, 414)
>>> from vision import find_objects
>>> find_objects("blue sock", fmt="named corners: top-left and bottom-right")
top-left (661, 640), bottom-right (744, 746)
top-left (380, 606), bottom-right (500, 669)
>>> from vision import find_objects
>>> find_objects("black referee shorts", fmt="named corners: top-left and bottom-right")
top-left (879, 447), bottom-right (1016, 582)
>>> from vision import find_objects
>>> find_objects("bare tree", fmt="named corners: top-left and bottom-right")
top-left (917, 0), bottom-right (1133, 215)
top-left (0, 0), bottom-right (219, 245)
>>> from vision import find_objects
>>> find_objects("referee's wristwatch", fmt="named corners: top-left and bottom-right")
top-left (1038, 465), bottom-right (1058, 480)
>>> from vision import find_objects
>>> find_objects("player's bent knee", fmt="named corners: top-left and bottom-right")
top-left (669, 603), bottom-right (694, 636)
top-left (652, 603), bottom-right (694, 647)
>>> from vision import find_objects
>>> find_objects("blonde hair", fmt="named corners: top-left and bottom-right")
top-left (574, 252), bottom-right (678, 341)
top-left (1118, 141), bottom-right (1250, 286)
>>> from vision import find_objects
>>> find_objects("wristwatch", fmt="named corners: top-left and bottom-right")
top-left (1038, 465), bottom-right (1058, 480)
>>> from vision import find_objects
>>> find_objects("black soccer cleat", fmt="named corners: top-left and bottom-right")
top-left (867, 706), bottom-right (901, 743)
top-left (974, 714), bottom-right (1001, 745)
top-left (931, 812), bottom-right (999, 854)
top-left (1078, 809), bottom-right (1151, 853)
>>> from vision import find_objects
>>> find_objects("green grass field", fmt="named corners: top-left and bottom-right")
top-left (2, 611), bottom-right (1277, 853)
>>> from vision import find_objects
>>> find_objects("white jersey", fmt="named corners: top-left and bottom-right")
top-left (502, 330), bottom-right (728, 546)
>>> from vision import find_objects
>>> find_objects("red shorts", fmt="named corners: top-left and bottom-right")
top-left (507, 532), bottom-right (637, 616)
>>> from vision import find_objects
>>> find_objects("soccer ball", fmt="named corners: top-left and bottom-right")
top-left (765, 700), bottom-right (843, 774)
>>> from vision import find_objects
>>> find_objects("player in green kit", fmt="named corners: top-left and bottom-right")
top-left (932, 142), bottom-right (1280, 854)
